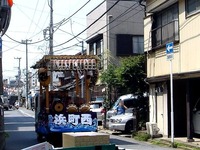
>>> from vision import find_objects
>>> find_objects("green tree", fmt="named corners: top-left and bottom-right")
top-left (100, 64), bottom-right (118, 107)
top-left (115, 55), bottom-right (147, 96)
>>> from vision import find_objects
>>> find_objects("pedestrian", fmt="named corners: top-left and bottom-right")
top-left (115, 99), bottom-right (127, 115)
top-left (28, 92), bottom-right (32, 110)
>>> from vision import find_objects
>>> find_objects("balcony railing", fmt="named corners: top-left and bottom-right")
top-left (151, 20), bottom-right (179, 48)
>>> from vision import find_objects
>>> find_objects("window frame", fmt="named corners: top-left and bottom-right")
top-left (116, 34), bottom-right (144, 56)
top-left (151, 3), bottom-right (179, 49)
top-left (186, 0), bottom-right (200, 17)
top-left (88, 39), bottom-right (103, 69)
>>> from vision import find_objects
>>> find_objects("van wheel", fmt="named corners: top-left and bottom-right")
top-left (125, 120), bottom-right (134, 133)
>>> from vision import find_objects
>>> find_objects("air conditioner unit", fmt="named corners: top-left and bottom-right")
top-left (149, 123), bottom-right (159, 136)
top-left (146, 122), bottom-right (159, 136)
top-left (146, 122), bottom-right (151, 134)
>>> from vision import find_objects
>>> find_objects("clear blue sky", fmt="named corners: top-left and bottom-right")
top-left (2, 0), bottom-right (103, 80)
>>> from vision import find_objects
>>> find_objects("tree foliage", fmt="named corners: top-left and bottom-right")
top-left (100, 55), bottom-right (147, 96)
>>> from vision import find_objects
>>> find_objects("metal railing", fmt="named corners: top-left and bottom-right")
top-left (151, 20), bottom-right (179, 48)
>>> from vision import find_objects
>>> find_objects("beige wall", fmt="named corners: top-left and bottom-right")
top-left (145, 0), bottom-right (200, 78)
top-left (148, 83), bottom-right (168, 136)
top-left (149, 84), bottom-right (156, 123)
top-left (156, 83), bottom-right (168, 136)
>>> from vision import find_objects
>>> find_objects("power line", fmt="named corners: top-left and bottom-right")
top-left (86, 2), bottom-right (143, 41)
top-left (53, 1), bottom-right (142, 53)
top-left (4, 34), bottom-right (46, 44)
top-left (53, 0), bottom-right (91, 33)
top-left (25, 0), bottom-right (40, 38)
top-left (53, 0), bottom-right (121, 48)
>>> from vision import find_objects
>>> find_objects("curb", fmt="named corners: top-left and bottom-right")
top-left (149, 138), bottom-right (200, 150)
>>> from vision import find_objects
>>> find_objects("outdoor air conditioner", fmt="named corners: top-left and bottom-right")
top-left (149, 123), bottom-right (159, 136)
top-left (146, 122), bottom-right (151, 134)
top-left (146, 122), bottom-right (159, 136)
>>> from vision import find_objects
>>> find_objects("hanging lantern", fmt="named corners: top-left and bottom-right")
top-left (7, 0), bottom-right (13, 7)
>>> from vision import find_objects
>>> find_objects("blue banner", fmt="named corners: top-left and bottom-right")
top-left (36, 112), bottom-right (98, 134)
top-left (48, 112), bottom-right (98, 132)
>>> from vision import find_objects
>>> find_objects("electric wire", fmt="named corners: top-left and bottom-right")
top-left (3, 0), bottom-right (91, 51)
top-left (53, 1), bottom-right (141, 53)
top-left (25, 0), bottom-right (40, 38)
top-left (53, 0), bottom-right (91, 33)
top-left (86, 2), bottom-right (142, 42)
top-left (5, 34), bottom-right (45, 44)
top-left (53, 0), bottom-right (120, 48)
top-left (30, 0), bottom-right (48, 39)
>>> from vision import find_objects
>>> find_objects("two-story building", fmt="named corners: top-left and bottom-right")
top-left (86, 0), bottom-right (145, 96)
top-left (144, 0), bottom-right (200, 141)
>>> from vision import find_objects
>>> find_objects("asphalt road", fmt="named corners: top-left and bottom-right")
top-left (4, 108), bottom-right (175, 150)
top-left (4, 108), bottom-right (37, 150)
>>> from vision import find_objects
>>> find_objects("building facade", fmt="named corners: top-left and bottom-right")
top-left (144, 0), bottom-right (200, 140)
top-left (86, 0), bottom-right (145, 96)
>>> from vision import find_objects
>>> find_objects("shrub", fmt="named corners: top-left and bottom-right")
top-left (132, 131), bottom-right (150, 141)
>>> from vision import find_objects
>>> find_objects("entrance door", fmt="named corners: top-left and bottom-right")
top-left (193, 98), bottom-right (200, 134)
top-left (157, 93), bottom-right (164, 134)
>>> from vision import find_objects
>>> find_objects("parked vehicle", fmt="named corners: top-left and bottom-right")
top-left (106, 94), bottom-right (148, 130)
top-left (109, 108), bottom-right (136, 133)
top-left (90, 101), bottom-right (105, 125)
top-left (106, 94), bottom-right (138, 120)
top-left (91, 96), bottom-right (104, 102)
top-left (193, 98), bottom-right (200, 134)
top-left (8, 95), bottom-right (18, 108)
top-left (2, 96), bottom-right (9, 110)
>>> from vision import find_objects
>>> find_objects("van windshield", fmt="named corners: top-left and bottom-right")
top-left (111, 99), bottom-right (120, 110)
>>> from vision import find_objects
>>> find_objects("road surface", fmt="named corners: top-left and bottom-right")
top-left (4, 107), bottom-right (175, 150)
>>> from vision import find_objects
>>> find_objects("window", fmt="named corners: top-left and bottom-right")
top-left (89, 39), bottom-right (103, 69)
top-left (186, 0), bottom-right (200, 16)
top-left (116, 34), bottom-right (144, 56)
top-left (152, 3), bottom-right (179, 48)
top-left (132, 36), bottom-right (144, 54)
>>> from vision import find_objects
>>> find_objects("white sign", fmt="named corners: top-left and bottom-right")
top-left (47, 59), bottom-right (97, 71)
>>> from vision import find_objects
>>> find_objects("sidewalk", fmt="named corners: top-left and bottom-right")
top-left (155, 137), bottom-right (200, 150)
top-left (98, 126), bottom-right (200, 150)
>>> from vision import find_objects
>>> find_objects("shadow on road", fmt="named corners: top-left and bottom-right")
top-left (4, 112), bottom-right (38, 150)
top-left (110, 137), bottom-right (139, 146)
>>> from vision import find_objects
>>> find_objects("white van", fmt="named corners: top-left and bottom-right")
top-left (106, 94), bottom-right (137, 119)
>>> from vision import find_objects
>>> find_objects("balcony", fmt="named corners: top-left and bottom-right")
top-left (151, 20), bottom-right (179, 49)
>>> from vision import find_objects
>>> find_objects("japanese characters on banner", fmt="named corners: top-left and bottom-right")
top-left (48, 112), bottom-right (98, 132)
top-left (47, 59), bottom-right (97, 71)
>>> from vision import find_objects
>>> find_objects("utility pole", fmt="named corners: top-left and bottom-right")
top-left (22, 39), bottom-right (32, 109)
top-left (49, 0), bottom-right (54, 90)
top-left (14, 57), bottom-right (21, 104)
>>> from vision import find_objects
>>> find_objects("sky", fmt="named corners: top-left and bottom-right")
top-left (2, 0), bottom-right (104, 80)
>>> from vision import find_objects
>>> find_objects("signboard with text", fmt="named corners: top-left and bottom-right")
top-left (36, 112), bottom-right (98, 134)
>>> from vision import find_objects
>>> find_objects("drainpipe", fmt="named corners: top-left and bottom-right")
top-left (139, 0), bottom-right (147, 17)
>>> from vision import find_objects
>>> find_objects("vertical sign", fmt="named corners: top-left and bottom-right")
top-left (166, 42), bottom-right (174, 147)
top-left (166, 42), bottom-right (174, 61)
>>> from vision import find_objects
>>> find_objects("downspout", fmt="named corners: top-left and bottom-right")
top-left (139, 0), bottom-right (147, 17)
